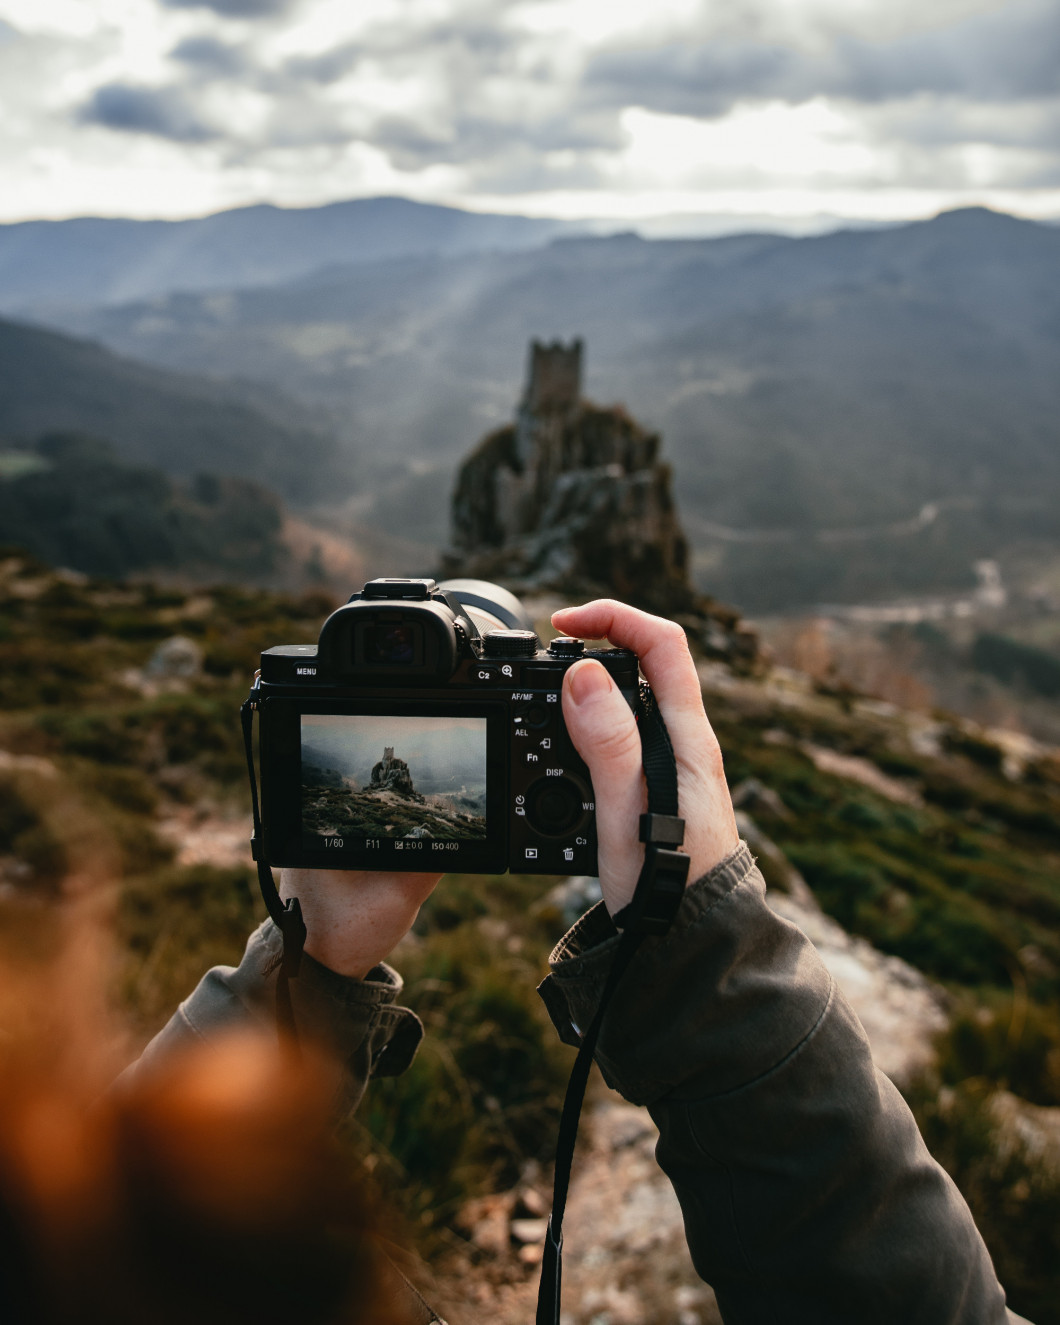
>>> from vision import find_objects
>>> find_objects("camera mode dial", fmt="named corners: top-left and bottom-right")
top-left (482, 629), bottom-right (540, 658)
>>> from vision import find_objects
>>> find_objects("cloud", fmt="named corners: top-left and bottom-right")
top-left (160, 0), bottom-right (296, 16)
top-left (80, 83), bottom-right (217, 142)
top-left (583, 0), bottom-right (1060, 116)
top-left (170, 36), bottom-right (251, 75)
top-left (370, 105), bottom-right (625, 172)
top-left (583, 42), bottom-right (799, 119)
top-left (828, 1), bottom-right (1060, 104)
top-left (865, 97), bottom-right (1060, 152)
top-left (4, 0), bottom-right (1060, 222)
top-left (282, 42), bottom-right (362, 86)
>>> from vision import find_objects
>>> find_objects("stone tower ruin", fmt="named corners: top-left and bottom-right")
top-left (442, 339), bottom-right (759, 667)
top-left (520, 339), bottom-right (582, 416)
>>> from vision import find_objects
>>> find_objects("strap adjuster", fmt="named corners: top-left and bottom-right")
top-left (639, 813), bottom-right (685, 847)
top-left (611, 843), bottom-right (690, 936)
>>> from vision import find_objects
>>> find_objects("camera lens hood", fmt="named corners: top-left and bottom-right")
top-left (437, 578), bottom-right (535, 634)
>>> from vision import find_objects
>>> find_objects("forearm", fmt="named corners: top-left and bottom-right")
top-left (125, 920), bottom-right (423, 1115)
top-left (541, 844), bottom-right (1007, 1324)
top-left (651, 991), bottom-right (1003, 1323)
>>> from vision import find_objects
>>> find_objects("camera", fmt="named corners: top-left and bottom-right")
top-left (253, 578), bottom-right (640, 875)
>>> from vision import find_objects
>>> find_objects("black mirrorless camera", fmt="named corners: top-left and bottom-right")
top-left (253, 578), bottom-right (640, 875)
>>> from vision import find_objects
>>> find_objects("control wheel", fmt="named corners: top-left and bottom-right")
top-left (524, 774), bottom-right (592, 838)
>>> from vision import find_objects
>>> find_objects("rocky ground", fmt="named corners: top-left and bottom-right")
top-left (302, 786), bottom-right (487, 842)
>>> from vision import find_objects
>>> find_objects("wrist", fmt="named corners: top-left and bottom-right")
top-left (279, 868), bottom-right (442, 978)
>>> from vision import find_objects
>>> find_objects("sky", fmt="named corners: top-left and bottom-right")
top-left (0, 0), bottom-right (1058, 227)
top-left (302, 714), bottom-right (487, 789)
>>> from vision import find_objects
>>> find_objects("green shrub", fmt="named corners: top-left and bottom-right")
top-left (943, 728), bottom-right (1005, 771)
top-left (874, 750), bottom-right (924, 779)
top-left (90, 765), bottom-right (160, 815)
top-left (118, 864), bottom-right (263, 1037)
top-left (37, 708), bottom-right (135, 764)
top-left (0, 776), bottom-right (67, 886)
top-left (0, 774), bottom-right (37, 849)
top-left (786, 839), bottom-right (1016, 986)
top-left (905, 1077), bottom-right (1060, 1325)
top-left (937, 995), bottom-right (1060, 1106)
top-left (9, 822), bottom-right (67, 884)
top-left (836, 798), bottom-right (890, 831)
top-left (972, 632), bottom-right (1060, 699)
top-left (37, 693), bottom-right (243, 779)
top-left (361, 917), bottom-right (568, 1237)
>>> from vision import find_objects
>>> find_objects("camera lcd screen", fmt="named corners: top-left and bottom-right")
top-left (300, 713), bottom-right (488, 847)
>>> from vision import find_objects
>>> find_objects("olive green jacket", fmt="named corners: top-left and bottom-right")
top-left (140, 843), bottom-right (1018, 1324)
top-left (539, 842), bottom-right (1014, 1325)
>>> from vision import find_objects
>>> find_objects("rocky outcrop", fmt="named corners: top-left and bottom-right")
top-left (365, 747), bottom-right (421, 800)
top-left (442, 339), bottom-right (761, 671)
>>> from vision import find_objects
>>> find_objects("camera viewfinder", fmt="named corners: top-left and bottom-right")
top-left (362, 623), bottom-right (419, 666)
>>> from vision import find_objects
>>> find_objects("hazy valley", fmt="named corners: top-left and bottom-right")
top-left (3, 205), bottom-right (1052, 619)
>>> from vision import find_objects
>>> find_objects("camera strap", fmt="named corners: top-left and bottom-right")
top-left (536, 682), bottom-right (689, 1325)
top-left (240, 687), bottom-right (307, 1048)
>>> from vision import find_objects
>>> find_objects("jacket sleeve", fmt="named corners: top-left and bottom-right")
top-left (537, 842), bottom-right (1010, 1325)
top-left (124, 919), bottom-right (424, 1116)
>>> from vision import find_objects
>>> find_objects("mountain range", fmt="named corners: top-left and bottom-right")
top-left (30, 205), bottom-right (1058, 611)
top-left (0, 197), bottom-right (576, 314)
top-left (2, 201), bottom-right (1058, 611)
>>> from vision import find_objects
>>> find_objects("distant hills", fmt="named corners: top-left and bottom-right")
top-left (0, 433), bottom-right (286, 581)
top-left (34, 205), bottom-right (1059, 610)
top-left (0, 316), bottom-right (344, 503)
top-left (0, 197), bottom-right (577, 313)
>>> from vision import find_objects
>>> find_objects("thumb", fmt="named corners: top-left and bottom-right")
top-left (562, 660), bottom-right (646, 916)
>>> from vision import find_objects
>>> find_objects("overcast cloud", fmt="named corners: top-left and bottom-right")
top-left (0, 0), bottom-right (1057, 223)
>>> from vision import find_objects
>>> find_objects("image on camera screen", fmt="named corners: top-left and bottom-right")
top-left (300, 714), bottom-right (488, 846)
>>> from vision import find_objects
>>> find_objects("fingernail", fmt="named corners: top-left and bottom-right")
top-left (567, 661), bottom-right (613, 706)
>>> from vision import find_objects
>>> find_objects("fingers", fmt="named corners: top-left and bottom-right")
top-left (561, 660), bottom-right (645, 915)
top-left (552, 600), bottom-right (707, 743)
top-left (554, 600), bottom-right (740, 896)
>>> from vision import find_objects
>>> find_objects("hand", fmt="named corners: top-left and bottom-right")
top-left (279, 868), bottom-right (442, 979)
top-left (553, 600), bottom-right (740, 919)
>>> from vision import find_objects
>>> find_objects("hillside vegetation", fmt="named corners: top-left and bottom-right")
top-left (0, 555), bottom-right (1057, 1319)
top-left (0, 433), bottom-right (286, 581)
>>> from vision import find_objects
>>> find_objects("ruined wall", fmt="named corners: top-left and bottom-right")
top-left (521, 339), bottom-right (582, 416)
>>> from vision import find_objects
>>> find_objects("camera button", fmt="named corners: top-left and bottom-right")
top-left (514, 700), bottom-right (551, 729)
top-left (470, 665), bottom-right (501, 684)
